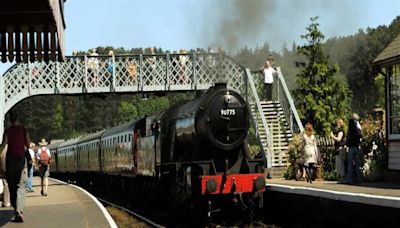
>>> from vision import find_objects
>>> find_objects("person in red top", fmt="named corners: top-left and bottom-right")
top-left (1, 110), bottom-right (30, 223)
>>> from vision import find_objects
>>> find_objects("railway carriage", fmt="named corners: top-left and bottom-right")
top-left (56, 138), bottom-right (80, 173)
top-left (101, 120), bottom-right (136, 174)
top-left (77, 130), bottom-right (104, 172)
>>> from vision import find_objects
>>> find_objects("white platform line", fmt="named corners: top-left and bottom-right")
top-left (266, 183), bottom-right (400, 209)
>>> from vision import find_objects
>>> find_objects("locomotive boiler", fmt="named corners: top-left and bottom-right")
top-left (49, 83), bottom-right (266, 225)
top-left (159, 83), bottom-right (265, 196)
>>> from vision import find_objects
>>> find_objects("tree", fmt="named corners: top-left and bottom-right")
top-left (117, 101), bottom-right (138, 124)
top-left (51, 100), bottom-right (64, 138)
top-left (294, 17), bottom-right (351, 135)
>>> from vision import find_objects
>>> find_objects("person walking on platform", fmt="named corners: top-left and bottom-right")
top-left (1, 110), bottom-right (30, 222)
top-left (343, 113), bottom-right (363, 184)
top-left (26, 143), bottom-right (36, 192)
top-left (331, 119), bottom-right (346, 182)
top-left (302, 123), bottom-right (319, 183)
top-left (0, 141), bottom-right (10, 207)
top-left (37, 139), bottom-right (51, 196)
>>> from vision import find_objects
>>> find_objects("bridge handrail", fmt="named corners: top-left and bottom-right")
top-left (245, 68), bottom-right (272, 157)
top-left (275, 67), bottom-right (304, 133)
top-left (250, 68), bottom-right (304, 134)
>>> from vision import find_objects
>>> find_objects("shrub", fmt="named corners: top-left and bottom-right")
top-left (284, 134), bottom-right (303, 180)
top-left (360, 117), bottom-right (387, 181)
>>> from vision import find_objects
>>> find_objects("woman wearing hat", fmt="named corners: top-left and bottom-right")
top-left (36, 139), bottom-right (51, 196)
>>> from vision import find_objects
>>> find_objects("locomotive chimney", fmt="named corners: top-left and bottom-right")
top-left (214, 82), bottom-right (227, 90)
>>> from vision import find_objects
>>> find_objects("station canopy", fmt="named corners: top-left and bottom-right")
top-left (0, 0), bottom-right (66, 63)
top-left (373, 34), bottom-right (400, 67)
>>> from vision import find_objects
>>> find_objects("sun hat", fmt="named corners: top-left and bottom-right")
top-left (38, 138), bottom-right (48, 146)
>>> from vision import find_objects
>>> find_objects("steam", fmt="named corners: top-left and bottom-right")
top-left (209, 0), bottom-right (275, 52)
top-left (204, 0), bottom-right (362, 53)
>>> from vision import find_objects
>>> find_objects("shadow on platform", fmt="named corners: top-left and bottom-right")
top-left (0, 210), bottom-right (14, 226)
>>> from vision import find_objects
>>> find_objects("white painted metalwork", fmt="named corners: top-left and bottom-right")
top-left (2, 53), bottom-right (245, 113)
top-left (0, 53), bottom-right (247, 142)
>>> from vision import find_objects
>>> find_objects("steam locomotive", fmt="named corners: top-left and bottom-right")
top-left (49, 83), bottom-right (266, 224)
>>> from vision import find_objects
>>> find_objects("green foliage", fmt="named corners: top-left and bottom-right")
top-left (135, 96), bottom-right (170, 117)
top-left (117, 101), bottom-right (138, 124)
top-left (319, 146), bottom-right (337, 181)
top-left (294, 17), bottom-right (351, 135)
top-left (360, 116), bottom-right (387, 181)
top-left (51, 101), bottom-right (64, 137)
top-left (284, 134), bottom-right (303, 180)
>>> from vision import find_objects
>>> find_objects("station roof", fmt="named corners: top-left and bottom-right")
top-left (373, 34), bottom-right (400, 67)
top-left (0, 0), bottom-right (66, 63)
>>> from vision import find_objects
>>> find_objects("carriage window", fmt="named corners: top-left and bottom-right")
top-left (389, 64), bottom-right (400, 135)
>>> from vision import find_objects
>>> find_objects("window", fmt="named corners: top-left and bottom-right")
top-left (389, 64), bottom-right (400, 136)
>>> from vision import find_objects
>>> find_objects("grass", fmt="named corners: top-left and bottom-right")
top-left (106, 206), bottom-right (150, 228)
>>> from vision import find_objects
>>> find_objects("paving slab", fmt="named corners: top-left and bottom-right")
top-left (0, 177), bottom-right (117, 228)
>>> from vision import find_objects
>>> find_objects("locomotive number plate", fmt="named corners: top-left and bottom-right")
top-left (220, 109), bottom-right (236, 116)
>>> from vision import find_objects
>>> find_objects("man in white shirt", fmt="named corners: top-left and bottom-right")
top-left (262, 60), bottom-right (277, 101)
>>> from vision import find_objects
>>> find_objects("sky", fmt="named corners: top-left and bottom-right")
top-left (1, 0), bottom-right (400, 74)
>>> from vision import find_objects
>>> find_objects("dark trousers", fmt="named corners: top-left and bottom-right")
top-left (265, 83), bottom-right (272, 101)
top-left (305, 163), bottom-right (315, 181)
top-left (6, 156), bottom-right (27, 213)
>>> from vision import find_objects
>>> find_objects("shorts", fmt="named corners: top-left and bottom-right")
top-left (39, 165), bottom-right (50, 178)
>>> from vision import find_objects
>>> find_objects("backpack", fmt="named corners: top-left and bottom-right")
top-left (39, 148), bottom-right (50, 166)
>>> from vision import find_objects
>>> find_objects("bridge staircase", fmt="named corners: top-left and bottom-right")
top-left (251, 101), bottom-right (293, 177)
top-left (246, 68), bottom-right (303, 178)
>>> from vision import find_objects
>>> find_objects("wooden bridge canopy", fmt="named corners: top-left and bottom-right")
top-left (0, 0), bottom-right (66, 63)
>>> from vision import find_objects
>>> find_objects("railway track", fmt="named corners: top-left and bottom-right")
top-left (62, 179), bottom-right (268, 227)
top-left (97, 197), bottom-right (165, 228)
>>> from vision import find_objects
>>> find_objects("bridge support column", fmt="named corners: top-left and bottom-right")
top-left (0, 76), bottom-right (5, 144)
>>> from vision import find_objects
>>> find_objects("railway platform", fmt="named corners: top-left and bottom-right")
top-left (264, 178), bottom-right (400, 227)
top-left (266, 178), bottom-right (400, 208)
top-left (0, 177), bottom-right (117, 228)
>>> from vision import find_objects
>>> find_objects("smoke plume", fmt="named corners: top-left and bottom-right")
top-left (204, 0), bottom-right (362, 53)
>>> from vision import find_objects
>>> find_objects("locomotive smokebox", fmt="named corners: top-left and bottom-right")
top-left (196, 83), bottom-right (250, 151)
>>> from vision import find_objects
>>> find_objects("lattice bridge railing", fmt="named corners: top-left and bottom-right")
top-left (1, 53), bottom-right (247, 114)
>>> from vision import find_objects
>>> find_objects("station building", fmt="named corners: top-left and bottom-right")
top-left (374, 34), bottom-right (400, 171)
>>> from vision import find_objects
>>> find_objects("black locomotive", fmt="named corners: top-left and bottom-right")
top-left (49, 83), bottom-right (266, 225)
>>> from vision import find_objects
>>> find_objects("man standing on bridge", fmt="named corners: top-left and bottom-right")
top-left (262, 55), bottom-right (277, 101)
top-left (1, 110), bottom-right (30, 223)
